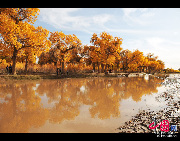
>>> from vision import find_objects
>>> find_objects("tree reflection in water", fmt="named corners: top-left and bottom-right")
top-left (0, 77), bottom-right (163, 132)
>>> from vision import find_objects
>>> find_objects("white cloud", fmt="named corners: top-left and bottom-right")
top-left (39, 8), bottom-right (113, 34)
top-left (145, 37), bottom-right (165, 48)
top-left (122, 8), bottom-right (155, 26)
top-left (39, 8), bottom-right (82, 30)
top-left (122, 8), bottom-right (139, 16)
top-left (92, 14), bottom-right (112, 26)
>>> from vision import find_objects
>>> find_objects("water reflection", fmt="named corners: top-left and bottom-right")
top-left (0, 77), bottom-right (163, 133)
top-left (0, 81), bottom-right (49, 133)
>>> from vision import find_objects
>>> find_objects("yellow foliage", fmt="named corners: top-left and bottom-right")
top-left (164, 68), bottom-right (180, 73)
top-left (0, 59), bottom-right (8, 69)
top-left (90, 32), bottom-right (123, 68)
top-left (0, 9), bottom-right (167, 74)
top-left (0, 8), bottom-right (50, 74)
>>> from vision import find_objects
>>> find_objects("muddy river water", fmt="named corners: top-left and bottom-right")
top-left (0, 76), bottom-right (174, 133)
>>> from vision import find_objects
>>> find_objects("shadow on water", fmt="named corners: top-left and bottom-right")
top-left (0, 77), bottom-right (163, 133)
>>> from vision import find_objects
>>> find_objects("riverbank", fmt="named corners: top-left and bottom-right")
top-left (117, 74), bottom-right (180, 133)
top-left (0, 73), bottom-right (93, 80)
top-left (0, 72), bottom-right (170, 80)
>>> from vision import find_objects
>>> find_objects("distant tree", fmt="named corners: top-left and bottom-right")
top-left (49, 31), bottom-right (82, 73)
top-left (128, 49), bottom-right (144, 72)
top-left (90, 32), bottom-right (123, 73)
top-left (119, 49), bottom-right (132, 72)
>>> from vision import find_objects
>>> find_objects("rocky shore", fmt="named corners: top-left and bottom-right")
top-left (117, 74), bottom-right (180, 133)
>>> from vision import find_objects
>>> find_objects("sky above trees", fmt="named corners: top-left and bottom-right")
top-left (34, 8), bottom-right (180, 69)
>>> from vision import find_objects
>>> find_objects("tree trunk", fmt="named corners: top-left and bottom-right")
top-left (93, 62), bottom-right (95, 72)
top-left (97, 62), bottom-right (100, 73)
top-left (116, 62), bottom-right (119, 73)
top-left (61, 55), bottom-right (65, 74)
top-left (62, 61), bottom-right (64, 74)
top-left (104, 64), bottom-right (108, 74)
top-left (108, 64), bottom-right (110, 70)
top-left (54, 62), bottom-right (57, 67)
top-left (25, 57), bottom-right (28, 74)
top-left (12, 47), bottom-right (18, 75)
top-left (148, 67), bottom-right (151, 74)
top-left (122, 64), bottom-right (125, 72)
top-left (101, 63), bottom-right (104, 73)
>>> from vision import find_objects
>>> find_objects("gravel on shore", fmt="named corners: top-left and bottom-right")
top-left (117, 75), bottom-right (180, 133)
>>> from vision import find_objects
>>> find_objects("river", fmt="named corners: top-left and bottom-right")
top-left (0, 77), bottom-right (165, 133)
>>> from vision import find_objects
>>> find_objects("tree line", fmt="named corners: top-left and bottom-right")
top-left (0, 8), bottom-right (165, 75)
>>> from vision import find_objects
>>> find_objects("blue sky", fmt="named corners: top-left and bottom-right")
top-left (34, 8), bottom-right (180, 69)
